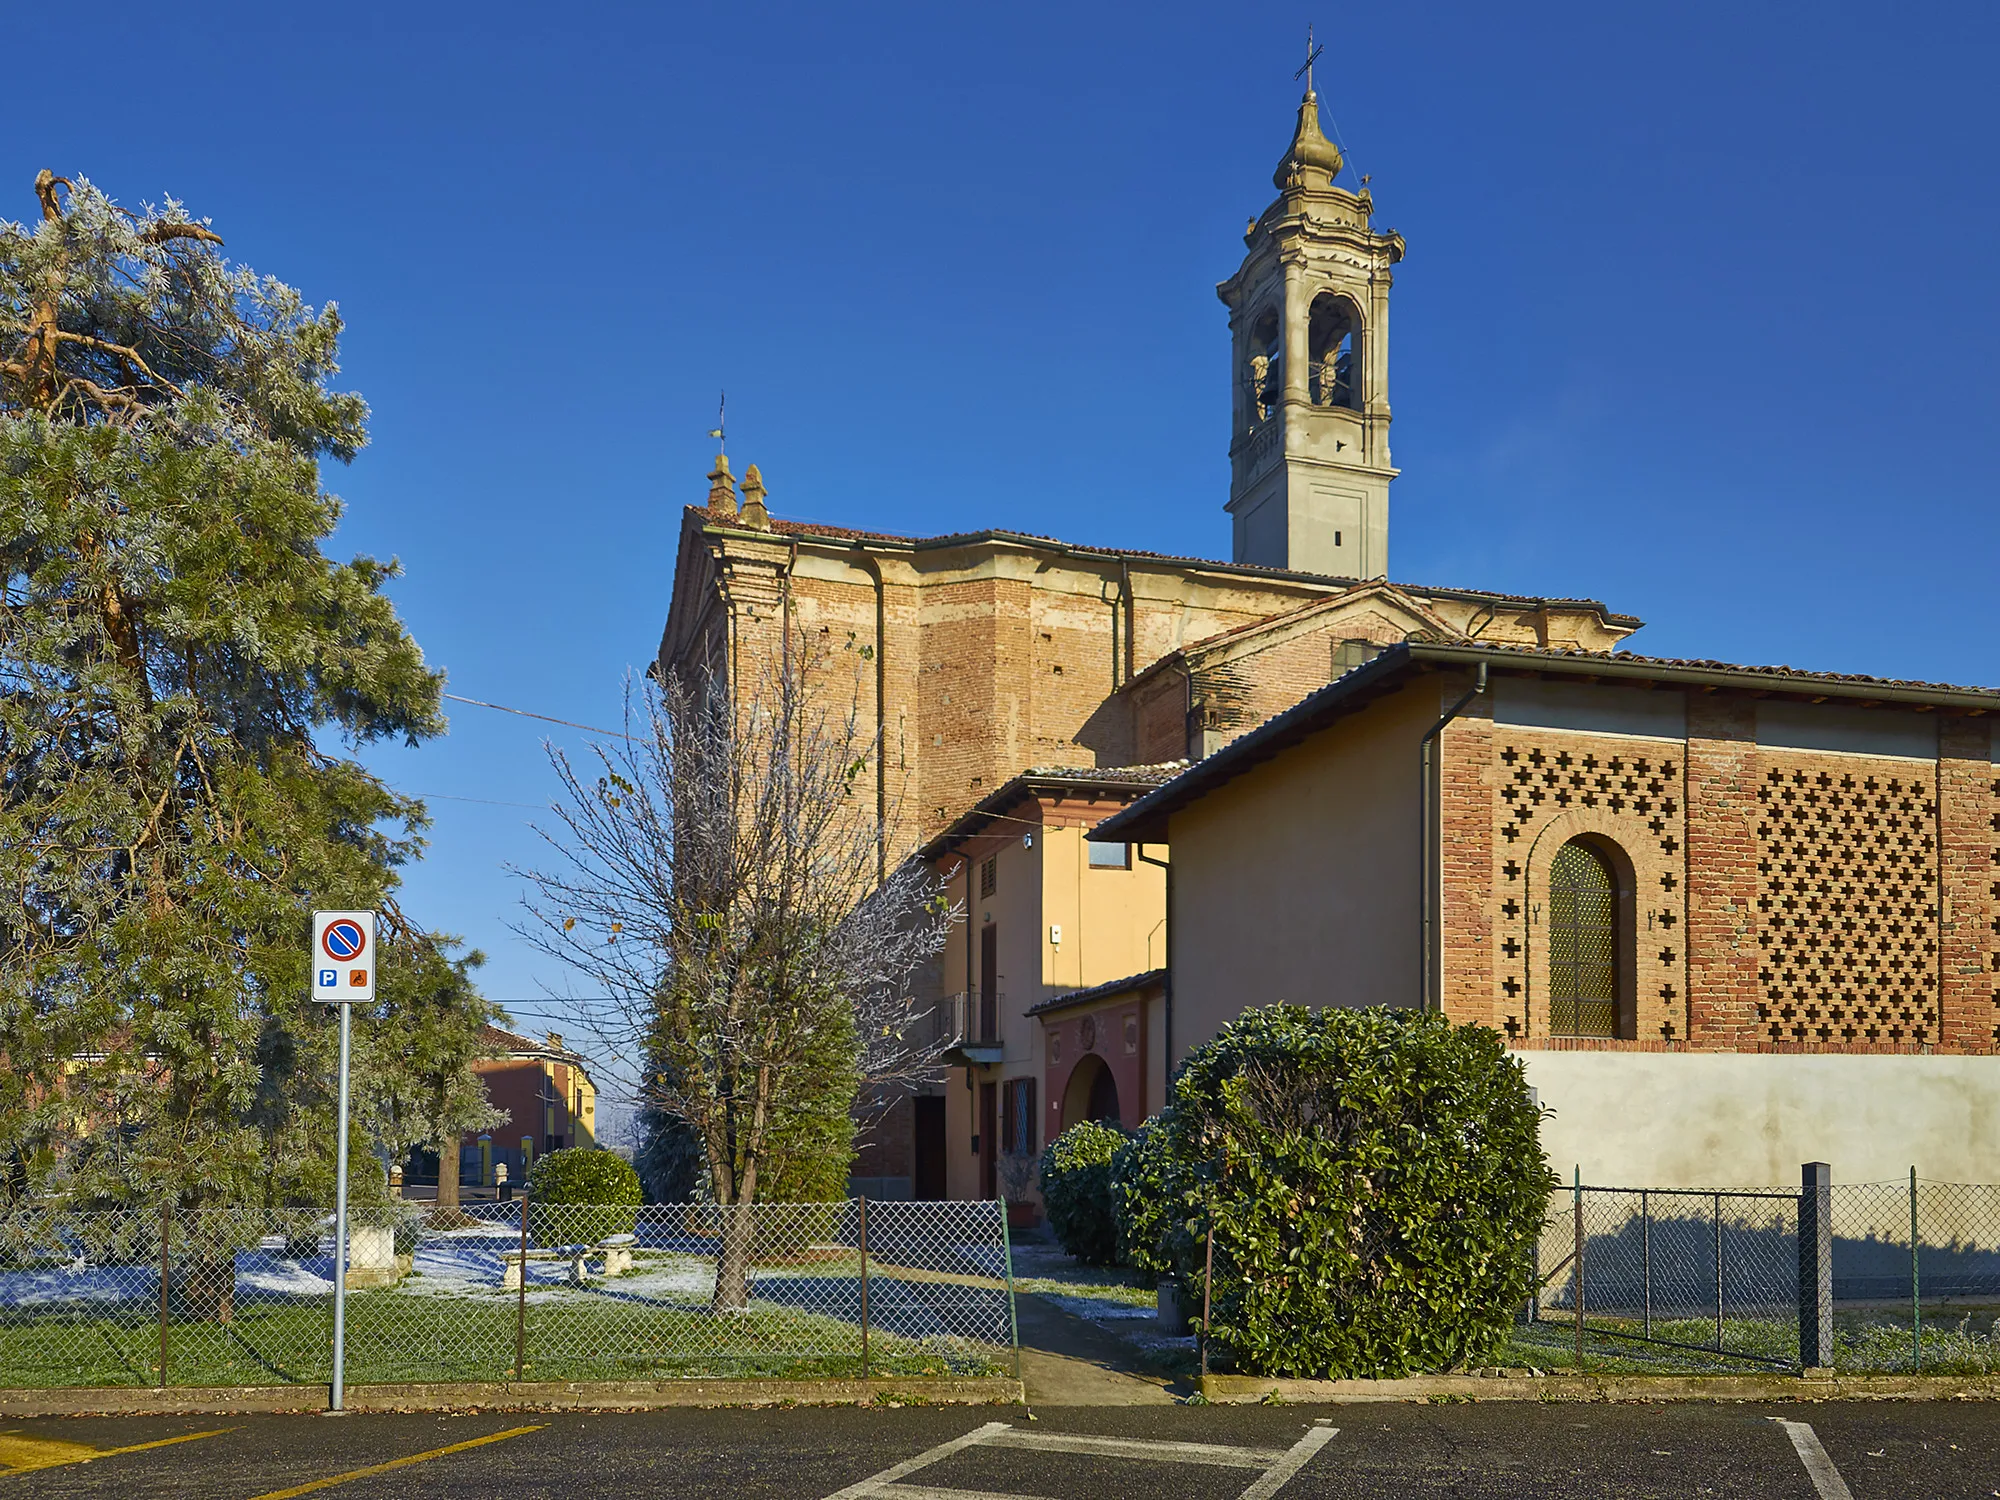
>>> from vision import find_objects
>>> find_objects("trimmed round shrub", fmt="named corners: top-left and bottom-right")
top-left (528, 1148), bottom-right (642, 1245)
top-left (1139, 1004), bottom-right (1553, 1378)
top-left (1039, 1119), bottom-right (1126, 1265)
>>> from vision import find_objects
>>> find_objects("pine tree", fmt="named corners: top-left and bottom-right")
top-left (360, 933), bottom-right (506, 1218)
top-left (0, 171), bottom-right (470, 1211)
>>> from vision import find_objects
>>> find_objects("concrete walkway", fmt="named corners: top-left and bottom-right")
top-left (1012, 1293), bottom-right (1179, 1406)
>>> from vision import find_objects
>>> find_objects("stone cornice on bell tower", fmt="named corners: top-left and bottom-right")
top-left (1219, 88), bottom-right (1405, 580)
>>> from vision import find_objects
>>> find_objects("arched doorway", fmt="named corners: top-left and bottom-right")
top-left (1061, 1053), bottom-right (1122, 1130)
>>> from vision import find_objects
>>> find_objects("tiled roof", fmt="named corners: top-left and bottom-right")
top-left (479, 1024), bottom-right (592, 1070)
top-left (1094, 641), bottom-right (2000, 845)
top-left (689, 508), bottom-right (1638, 623)
top-left (918, 763), bottom-right (1187, 859)
top-left (1025, 969), bottom-right (1169, 1018)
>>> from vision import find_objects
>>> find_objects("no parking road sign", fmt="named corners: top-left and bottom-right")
top-left (312, 910), bottom-right (376, 1003)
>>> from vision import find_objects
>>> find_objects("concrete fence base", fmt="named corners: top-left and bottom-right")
top-left (0, 1375), bottom-right (1025, 1418)
top-left (1201, 1372), bottom-right (2000, 1404)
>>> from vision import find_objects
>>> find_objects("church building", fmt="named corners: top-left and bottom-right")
top-left (657, 81), bottom-right (1638, 1202)
top-left (1094, 644), bottom-right (2000, 1187)
top-left (653, 78), bottom-right (1991, 1205)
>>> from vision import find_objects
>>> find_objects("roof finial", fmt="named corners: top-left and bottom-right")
top-left (740, 463), bottom-right (771, 530)
top-left (704, 389), bottom-right (740, 517)
top-left (1295, 22), bottom-right (1323, 97)
top-left (1275, 29), bottom-right (1343, 192)
top-left (706, 451), bottom-right (737, 518)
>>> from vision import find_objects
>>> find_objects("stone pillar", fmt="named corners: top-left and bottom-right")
top-left (1280, 256), bottom-right (1310, 409)
top-left (1439, 693), bottom-right (1497, 1027)
top-left (1937, 720), bottom-right (1994, 1052)
top-left (1684, 695), bottom-right (1760, 1047)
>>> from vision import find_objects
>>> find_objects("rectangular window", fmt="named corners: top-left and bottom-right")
top-left (1087, 840), bottom-right (1130, 869)
top-left (980, 856), bottom-right (997, 898)
top-left (1001, 1077), bottom-right (1037, 1157)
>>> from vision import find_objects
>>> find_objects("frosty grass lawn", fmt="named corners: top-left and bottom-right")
top-left (0, 1226), bottom-right (1008, 1388)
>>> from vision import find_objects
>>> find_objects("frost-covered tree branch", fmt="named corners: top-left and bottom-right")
top-left (516, 641), bottom-right (954, 1306)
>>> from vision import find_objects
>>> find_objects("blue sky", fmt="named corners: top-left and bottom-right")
top-left (16, 3), bottom-right (1998, 1093)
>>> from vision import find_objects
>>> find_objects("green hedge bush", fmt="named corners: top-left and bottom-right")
top-left (1120, 1005), bottom-right (1552, 1378)
top-left (1109, 1114), bottom-right (1176, 1277)
top-left (1039, 1119), bottom-right (1126, 1265)
top-left (527, 1148), bottom-right (642, 1245)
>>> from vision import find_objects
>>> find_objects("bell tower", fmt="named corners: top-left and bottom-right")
top-left (1219, 85), bottom-right (1404, 578)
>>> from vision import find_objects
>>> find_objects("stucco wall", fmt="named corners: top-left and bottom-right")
top-left (1522, 1050), bottom-right (2000, 1187)
top-left (1168, 678), bottom-right (1433, 1061)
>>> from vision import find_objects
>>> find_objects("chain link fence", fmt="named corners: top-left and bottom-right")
top-left (1522, 1173), bottom-right (2000, 1374)
top-left (0, 1199), bottom-right (1015, 1389)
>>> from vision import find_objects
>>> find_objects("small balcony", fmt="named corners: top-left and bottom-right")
top-left (934, 990), bottom-right (1004, 1067)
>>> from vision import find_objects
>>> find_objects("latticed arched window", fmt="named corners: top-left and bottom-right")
top-left (1548, 838), bottom-right (1620, 1037)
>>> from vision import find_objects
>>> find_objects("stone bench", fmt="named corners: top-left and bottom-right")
top-left (498, 1236), bottom-right (638, 1290)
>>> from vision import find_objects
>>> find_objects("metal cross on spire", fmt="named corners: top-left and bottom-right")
top-left (1295, 22), bottom-right (1324, 93)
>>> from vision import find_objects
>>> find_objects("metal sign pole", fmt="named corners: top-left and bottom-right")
top-left (311, 908), bottom-right (374, 1415)
top-left (331, 998), bottom-right (353, 1411)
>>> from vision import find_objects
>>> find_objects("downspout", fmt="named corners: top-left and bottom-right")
top-left (1419, 661), bottom-right (1487, 1013)
top-left (1136, 845), bottom-right (1171, 1094)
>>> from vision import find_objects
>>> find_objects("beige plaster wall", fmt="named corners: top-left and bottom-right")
top-left (1038, 825), bottom-right (1167, 993)
top-left (1522, 1050), bottom-right (2000, 1187)
top-left (1168, 678), bottom-right (1434, 1062)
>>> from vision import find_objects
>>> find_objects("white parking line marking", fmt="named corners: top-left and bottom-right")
top-left (822, 1423), bottom-right (1015, 1500)
top-left (1236, 1424), bottom-right (1340, 1500)
top-left (1778, 1420), bottom-right (1856, 1500)
top-left (823, 1419), bottom-right (1336, 1500)
top-left (982, 1431), bottom-right (1289, 1468)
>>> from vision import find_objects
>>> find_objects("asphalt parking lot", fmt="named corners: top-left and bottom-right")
top-left (5, 1401), bottom-right (1998, 1499)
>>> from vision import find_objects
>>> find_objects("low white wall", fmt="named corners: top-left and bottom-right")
top-left (1520, 1051), bottom-right (2000, 1188)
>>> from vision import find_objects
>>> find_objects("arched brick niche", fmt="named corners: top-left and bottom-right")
top-left (1038, 993), bottom-right (1150, 1134)
top-left (1491, 737), bottom-right (1689, 1044)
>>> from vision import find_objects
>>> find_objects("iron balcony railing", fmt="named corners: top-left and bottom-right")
top-left (934, 991), bottom-right (1003, 1048)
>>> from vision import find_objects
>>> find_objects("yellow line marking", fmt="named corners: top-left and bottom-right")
top-left (0, 1426), bottom-right (230, 1477)
top-left (244, 1424), bottom-right (546, 1500)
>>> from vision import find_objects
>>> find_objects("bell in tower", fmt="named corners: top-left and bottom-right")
top-left (1219, 81), bottom-right (1404, 579)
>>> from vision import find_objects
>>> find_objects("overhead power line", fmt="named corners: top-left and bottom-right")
top-left (443, 692), bottom-right (632, 739)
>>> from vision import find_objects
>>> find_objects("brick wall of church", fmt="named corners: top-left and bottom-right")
top-left (1439, 684), bottom-right (1997, 1056)
top-left (675, 529), bottom-right (1347, 849)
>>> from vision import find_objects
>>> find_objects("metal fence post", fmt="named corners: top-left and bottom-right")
top-left (1713, 1191), bottom-right (1724, 1353)
top-left (1572, 1167), bottom-right (1584, 1367)
top-left (157, 1202), bottom-right (172, 1388)
top-left (1798, 1162), bottom-right (1833, 1372)
top-left (1200, 1216), bottom-right (1215, 1383)
top-left (858, 1196), bottom-right (871, 1379)
top-left (1910, 1165), bottom-right (1921, 1371)
top-left (1640, 1189), bottom-right (1651, 1340)
top-left (513, 1188), bottom-right (530, 1382)
top-left (998, 1198), bottom-right (1019, 1386)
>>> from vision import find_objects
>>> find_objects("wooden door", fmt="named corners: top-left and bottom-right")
top-left (979, 1081), bottom-right (998, 1200)
top-left (978, 924), bottom-right (998, 1041)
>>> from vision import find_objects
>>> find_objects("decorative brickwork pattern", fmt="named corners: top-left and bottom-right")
top-left (1992, 772), bottom-right (2000, 1038)
top-left (1753, 760), bottom-right (1939, 1045)
top-left (1491, 736), bottom-right (1686, 1043)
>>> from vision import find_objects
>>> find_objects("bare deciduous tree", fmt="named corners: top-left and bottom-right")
top-left (517, 643), bottom-right (953, 1306)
